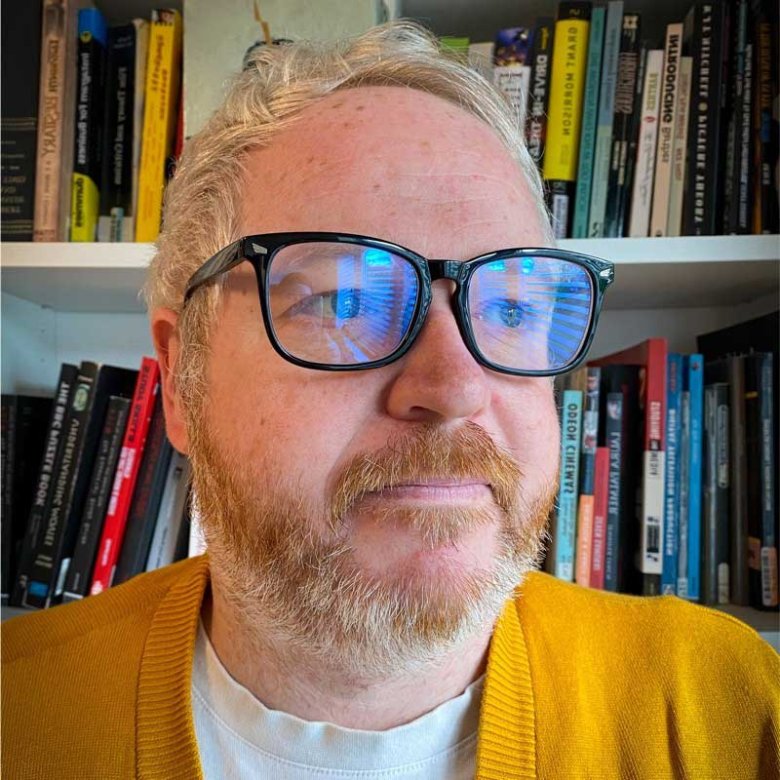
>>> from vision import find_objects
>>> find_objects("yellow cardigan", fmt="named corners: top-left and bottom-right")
top-left (2, 555), bottom-right (778, 779)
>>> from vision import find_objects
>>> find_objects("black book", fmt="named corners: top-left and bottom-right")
top-left (602, 390), bottom-right (625, 592)
top-left (0, 0), bottom-right (43, 241)
top-left (618, 44), bottom-right (647, 237)
top-left (112, 393), bottom-right (173, 586)
top-left (62, 395), bottom-right (130, 602)
top-left (98, 23), bottom-right (140, 242)
top-left (604, 14), bottom-right (642, 238)
top-left (751, 0), bottom-right (779, 234)
top-left (599, 365), bottom-right (642, 594)
top-left (1, 395), bottom-right (52, 604)
top-left (526, 17), bottom-right (555, 171)
top-left (10, 364), bottom-right (78, 607)
top-left (23, 362), bottom-right (137, 608)
top-left (682, 0), bottom-right (730, 235)
top-left (724, 0), bottom-right (754, 233)
top-left (702, 382), bottom-right (730, 605)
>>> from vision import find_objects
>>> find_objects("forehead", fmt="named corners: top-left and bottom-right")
top-left (238, 86), bottom-right (546, 258)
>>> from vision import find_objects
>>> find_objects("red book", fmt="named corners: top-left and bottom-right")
top-left (590, 446), bottom-right (610, 589)
top-left (592, 338), bottom-right (668, 595)
top-left (89, 357), bottom-right (160, 595)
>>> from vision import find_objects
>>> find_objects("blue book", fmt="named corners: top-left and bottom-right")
top-left (677, 389), bottom-right (691, 596)
top-left (555, 389), bottom-right (584, 582)
top-left (685, 354), bottom-right (705, 601)
top-left (587, 0), bottom-right (623, 237)
top-left (572, 6), bottom-right (606, 238)
top-left (662, 353), bottom-right (683, 594)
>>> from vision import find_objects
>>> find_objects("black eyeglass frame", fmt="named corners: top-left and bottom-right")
top-left (183, 232), bottom-right (615, 377)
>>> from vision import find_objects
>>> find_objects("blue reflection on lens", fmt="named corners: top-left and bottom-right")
top-left (486, 260), bottom-right (506, 272)
top-left (365, 248), bottom-right (393, 267)
top-left (521, 258), bottom-right (534, 275)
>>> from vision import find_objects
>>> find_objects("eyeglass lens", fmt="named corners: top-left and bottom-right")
top-left (267, 241), bottom-right (593, 371)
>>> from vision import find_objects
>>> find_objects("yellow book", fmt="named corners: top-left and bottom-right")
top-left (135, 9), bottom-right (182, 242)
top-left (542, 3), bottom-right (591, 183)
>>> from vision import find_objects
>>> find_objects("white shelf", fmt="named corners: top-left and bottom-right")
top-left (1, 236), bottom-right (778, 313)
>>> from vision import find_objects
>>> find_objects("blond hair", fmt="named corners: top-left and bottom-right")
top-left (144, 21), bottom-right (552, 403)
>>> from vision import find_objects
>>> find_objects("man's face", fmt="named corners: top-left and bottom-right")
top-left (183, 87), bottom-right (560, 672)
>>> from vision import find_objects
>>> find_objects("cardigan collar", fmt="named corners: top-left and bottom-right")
top-left (135, 555), bottom-right (536, 779)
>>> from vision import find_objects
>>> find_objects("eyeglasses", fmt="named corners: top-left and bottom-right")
top-left (183, 232), bottom-right (614, 376)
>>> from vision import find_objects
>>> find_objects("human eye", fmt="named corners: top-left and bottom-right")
top-left (474, 297), bottom-right (534, 329)
top-left (287, 288), bottom-right (366, 321)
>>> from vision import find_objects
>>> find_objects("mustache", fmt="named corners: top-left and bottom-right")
top-left (330, 421), bottom-right (523, 529)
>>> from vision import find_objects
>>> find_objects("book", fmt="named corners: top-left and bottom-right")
top-left (70, 8), bottom-right (107, 242)
top-left (590, 445), bottom-right (610, 589)
top-left (492, 28), bottom-right (532, 134)
top-left (62, 395), bottom-right (131, 602)
top-left (662, 353), bottom-right (682, 595)
top-left (571, 5), bottom-right (605, 239)
top-left (628, 48), bottom-right (664, 237)
top-left (0, 0), bottom-right (43, 240)
top-left (188, 498), bottom-right (207, 557)
top-left (89, 357), bottom-right (161, 595)
top-left (112, 392), bottom-right (174, 585)
top-left (752, 0), bottom-right (779, 234)
top-left (145, 450), bottom-right (191, 572)
top-left (603, 15), bottom-right (643, 237)
top-left (33, 0), bottom-right (88, 241)
top-left (1, 395), bottom-right (52, 604)
top-left (666, 55), bottom-right (692, 237)
top-left (587, 0), bottom-right (623, 238)
top-left (649, 22), bottom-right (683, 237)
top-left (682, 0), bottom-right (730, 235)
top-left (467, 41), bottom-right (494, 82)
top-left (592, 339), bottom-right (667, 595)
top-left (135, 9), bottom-right (182, 242)
top-left (555, 388), bottom-right (584, 581)
top-left (543, 1), bottom-right (592, 238)
top-left (525, 18), bottom-right (555, 169)
top-left (97, 20), bottom-right (149, 242)
top-left (702, 382), bottom-right (730, 605)
top-left (11, 363), bottom-right (78, 607)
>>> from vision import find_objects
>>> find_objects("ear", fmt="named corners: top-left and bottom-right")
top-left (150, 308), bottom-right (190, 454)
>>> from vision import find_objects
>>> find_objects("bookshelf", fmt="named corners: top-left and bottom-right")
top-left (2, 0), bottom-right (779, 646)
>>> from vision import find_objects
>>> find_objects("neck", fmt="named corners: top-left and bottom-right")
top-left (203, 583), bottom-right (492, 730)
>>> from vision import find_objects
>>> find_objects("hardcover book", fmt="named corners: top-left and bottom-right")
top-left (666, 56), bottom-right (692, 237)
top-left (555, 388), bottom-right (584, 581)
top-left (590, 445), bottom-right (610, 589)
top-left (145, 451), bottom-right (191, 572)
top-left (662, 353), bottom-right (682, 595)
top-left (525, 18), bottom-right (555, 169)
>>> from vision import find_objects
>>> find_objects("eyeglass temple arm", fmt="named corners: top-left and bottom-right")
top-left (183, 239), bottom-right (246, 302)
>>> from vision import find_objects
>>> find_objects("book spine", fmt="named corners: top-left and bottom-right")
top-left (98, 24), bottom-right (137, 242)
top-left (145, 452), bottom-right (191, 572)
top-left (650, 23), bottom-right (683, 237)
top-left (62, 395), bottom-right (130, 601)
top-left (493, 64), bottom-right (531, 132)
top-left (604, 14), bottom-right (642, 237)
top-left (677, 389), bottom-right (691, 597)
top-left (32, 0), bottom-right (69, 241)
top-left (1, 398), bottom-right (17, 602)
top-left (758, 353), bottom-right (778, 607)
top-left (23, 363), bottom-right (98, 607)
top-left (188, 498), bottom-right (207, 557)
top-left (0, 0), bottom-right (43, 241)
top-left (70, 9), bottom-right (107, 242)
top-left (555, 389), bottom-right (584, 581)
top-left (752, 0), bottom-right (779, 234)
top-left (89, 358), bottom-right (160, 594)
top-left (666, 56), bottom-right (692, 236)
top-left (575, 494), bottom-right (594, 585)
top-left (590, 445), bottom-right (610, 588)
top-left (736, 20), bottom-right (754, 233)
top-left (542, 1), bottom-right (592, 239)
top-left (587, 0), bottom-right (623, 238)
top-left (112, 393), bottom-right (173, 585)
top-left (130, 19), bottom-right (149, 229)
top-left (135, 9), bottom-right (182, 242)
top-left (525, 17), bottom-right (555, 169)
top-left (662, 353), bottom-right (682, 594)
top-left (683, 1), bottom-right (729, 236)
top-left (686, 354), bottom-right (705, 601)
top-left (628, 49), bottom-right (664, 236)
top-left (603, 391), bottom-right (624, 591)
top-left (728, 355), bottom-right (750, 605)
top-left (572, 6), bottom-right (605, 238)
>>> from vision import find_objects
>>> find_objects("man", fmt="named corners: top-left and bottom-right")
top-left (3, 22), bottom-right (778, 779)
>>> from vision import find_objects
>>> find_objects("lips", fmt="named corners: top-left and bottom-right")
top-left (371, 481), bottom-right (492, 501)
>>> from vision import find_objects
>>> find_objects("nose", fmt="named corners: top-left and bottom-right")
top-left (384, 281), bottom-right (491, 423)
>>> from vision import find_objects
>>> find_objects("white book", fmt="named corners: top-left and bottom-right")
top-left (649, 24), bottom-right (684, 237)
top-left (188, 494), bottom-right (207, 557)
top-left (628, 49), bottom-right (664, 237)
top-left (666, 56), bottom-right (692, 237)
top-left (493, 63), bottom-right (531, 131)
top-left (145, 452), bottom-right (191, 572)
top-left (468, 41), bottom-right (494, 82)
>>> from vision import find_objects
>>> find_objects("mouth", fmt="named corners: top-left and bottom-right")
top-left (369, 480), bottom-right (492, 503)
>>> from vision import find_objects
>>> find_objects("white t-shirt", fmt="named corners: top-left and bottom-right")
top-left (191, 621), bottom-right (483, 779)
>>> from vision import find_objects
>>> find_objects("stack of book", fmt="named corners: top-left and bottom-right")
top-left (546, 310), bottom-right (779, 611)
top-left (1, 356), bottom-right (195, 610)
top-left (1, 2), bottom-right (183, 244)
top-left (458, 0), bottom-right (779, 239)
